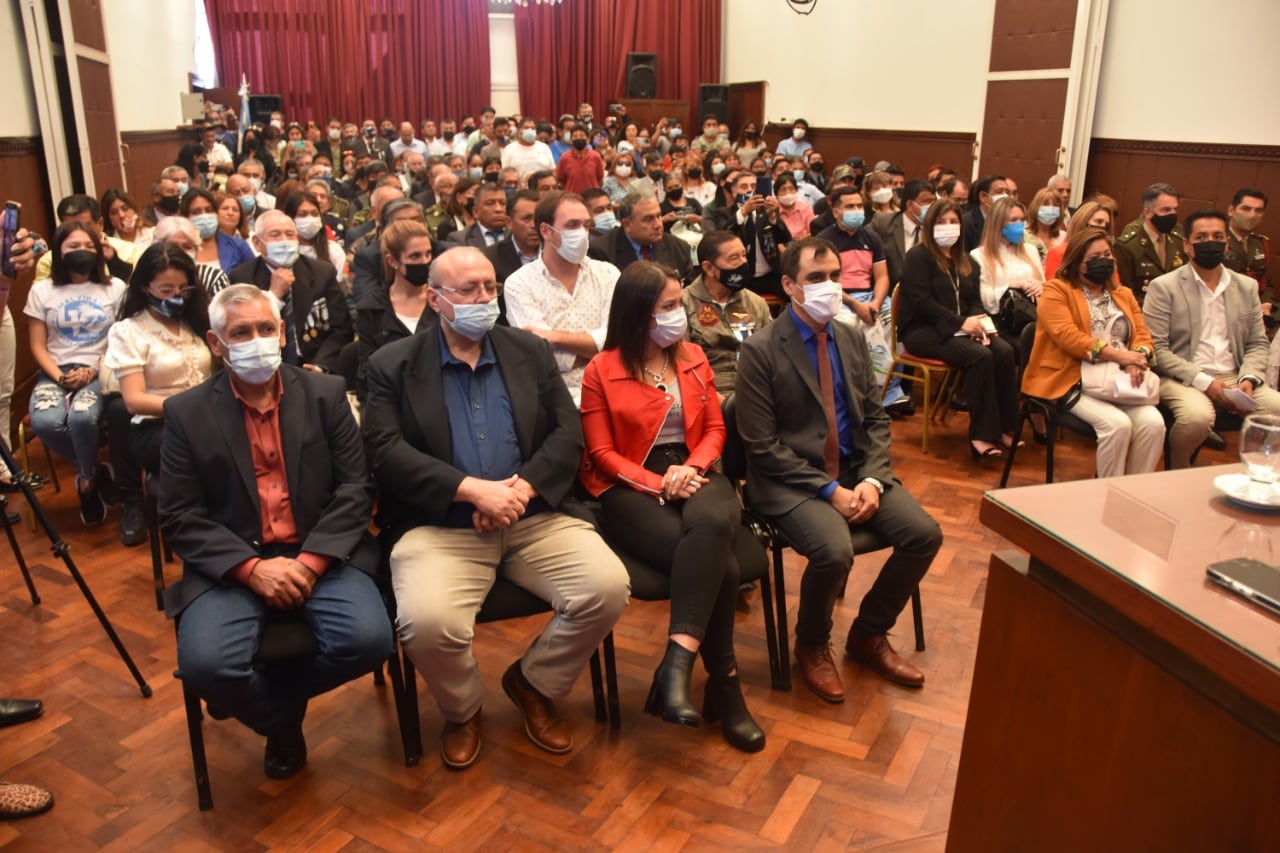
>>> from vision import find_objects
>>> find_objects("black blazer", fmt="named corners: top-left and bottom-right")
top-left (483, 236), bottom-right (524, 284)
top-left (896, 244), bottom-right (984, 343)
top-left (871, 210), bottom-right (911, 286)
top-left (226, 255), bottom-right (353, 373)
top-left (962, 207), bottom-right (986, 255)
top-left (363, 322), bottom-right (585, 545)
top-left (453, 221), bottom-right (506, 250)
top-left (157, 367), bottom-right (378, 616)
top-left (587, 228), bottom-right (693, 282)
top-left (353, 286), bottom-right (435, 401)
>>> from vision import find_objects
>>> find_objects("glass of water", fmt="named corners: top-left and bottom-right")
top-left (1238, 414), bottom-right (1280, 493)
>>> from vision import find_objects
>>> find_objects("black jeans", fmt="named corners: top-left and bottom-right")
top-left (600, 444), bottom-right (741, 667)
top-left (105, 394), bottom-right (143, 503)
top-left (772, 484), bottom-right (942, 646)
top-left (129, 418), bottom-right (165, 475)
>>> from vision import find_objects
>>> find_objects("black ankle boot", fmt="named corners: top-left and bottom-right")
top-left (703, 673), bottom-right (765, 753)
top-left (644, 640), bottom-right (701, 727)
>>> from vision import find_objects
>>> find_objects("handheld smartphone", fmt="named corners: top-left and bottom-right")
top-left (979, 314), bottom-right (998, 335)
top-left (756, 175), bottom-right (773, 199)
top-left (1, 201), bottom-right (20, 279)
top-left (1207, 558), bottom-right (1280, 618)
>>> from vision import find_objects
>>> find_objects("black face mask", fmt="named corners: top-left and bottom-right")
top-left (647, 169), bottom-right (664, 182)
top-left (442, 130), bottom-right (455, 142)
top-left (1150, 212), bottom-right (1178, 234)
top-left (687, 167), bottom-right (702, 180)
top-left (380, 127), bottom-right (395, 139)
top-left (363, 127), bottom-right (376, 139)
top-left (1192, 240), bottom-right (1227, 269)
top-left (464, 197), bottom-right (476, 214)
top-left (810, 162), bottom-right (824, 172)
top-left (745, 130), bottom-right (758, 139)
top-left (483, 172), bottom-right (499, 184)
top-left (62, 249), bottom-right (99, 277)
top-left (401, 261), bottom-right (432, 286)
top-left (666, 187), bottom-right (683, 201)
top-left (1083, 257), bottom-right (1115, 285)
top-left (717, 260), bottom-right (751, 290)
top-left (462, 124), bottom-right (476, 135)
top-left (572, 138), bottom-right (587, 151)
top-left (156, 195), bottom-right (181, 214)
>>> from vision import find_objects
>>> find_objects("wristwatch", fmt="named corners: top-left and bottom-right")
top-left (860, 477), bottom-right (885, 495)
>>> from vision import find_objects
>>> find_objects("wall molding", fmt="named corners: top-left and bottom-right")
top-left (0, 137), bottom-right (41, 157)
top-left (120, 128), bottom-right (191, 145)
top-left (1091, 137), bottom-right (1280, 163)
top-left (764, 124), bottom-right (975, 145)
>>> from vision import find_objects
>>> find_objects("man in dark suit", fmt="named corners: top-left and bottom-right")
top-left (484, 190), bottom-right (542, 285)
top-left (708, 172), bottom-right (792, 297)
top-left (354, 119), bottom-right (391, 164)
top-left (962, 174), bottom-right (1009, 252)
top-left (735, 237), bottom-right (942, 705)
top-left (588, 192), bottom-right (693, 281)
top-left (225, 210), bottom-right (353, 374)
top-left (871, 178), bottom-right (937, 287)
top-left (159, 284), bottom-right (393, 780)
top-left (439, 183), bottom-right (510, 249)
top-left (364, 247), bottom-right (628, 770)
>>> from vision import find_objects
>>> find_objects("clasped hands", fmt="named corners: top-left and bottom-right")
top-left (661, 464), bottom-right (708, 502)
top-left (463, 474), bottom-right (537, 533)
top-left (829, 482), bottom-right (880, 524)
top-left (1112, 348), bottom-right (1149, 388)
top-left (248, 557), bottom-right (318, 610)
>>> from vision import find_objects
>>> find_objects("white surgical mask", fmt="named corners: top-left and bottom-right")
top-left (777, 193), bottom-right (797, 207)
top-left (870, 188), bottom-right (893, 205)
top-left (249, 177), bottom-right (263, 192)
top-left (554, 227), bottom-right (590, 265)
top-left (221, 335), bottom-right (282, 384)
top-left (800, 281), bottom-right (841, 325)
top-left (792, 127), bottom-right (806, 140)
top-left (988, 192), bottom-right (1008, 205)
top-left (933, 223), bottom-right (962, 248)
top-left (294, 216), bottom-right (322, 240)
top-left (615, 164), bottom-right (632, 178)
top-left (650, 308), bottom-right (688, 348)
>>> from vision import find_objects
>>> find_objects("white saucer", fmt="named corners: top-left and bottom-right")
top-left (1213, 473), bottom-right (1280, 511)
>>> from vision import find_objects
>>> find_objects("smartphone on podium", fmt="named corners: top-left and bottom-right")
top-left (1206, 558), bottom-right (1280, 618)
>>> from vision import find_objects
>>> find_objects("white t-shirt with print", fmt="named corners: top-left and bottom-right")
top-left (23, 277), bottom-right (128, 366)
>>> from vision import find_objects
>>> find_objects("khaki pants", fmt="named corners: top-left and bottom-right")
top-left (1159, 373), bottom-right (1280, 468)
top-left (390, 512), bottom-right (630, 723)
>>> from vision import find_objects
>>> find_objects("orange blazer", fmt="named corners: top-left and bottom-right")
top-left (579, 344), bottom-right (724, 498)
top-left (1021, 277), bottom-right (1153, 400)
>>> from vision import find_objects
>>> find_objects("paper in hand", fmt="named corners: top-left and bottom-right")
top-left (1225, 386), bottom-right (1260, 412)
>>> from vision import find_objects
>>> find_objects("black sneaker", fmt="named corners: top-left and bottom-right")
top-left (119, 500), bottom-right (146, 547)
top-left (78, 481), bottom-right (106, 527)
top-left (94, 464), bottom-right (121, 507)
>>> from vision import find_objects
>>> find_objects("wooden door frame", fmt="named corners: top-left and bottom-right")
top-left (19, 0), bottom-right (75, 203)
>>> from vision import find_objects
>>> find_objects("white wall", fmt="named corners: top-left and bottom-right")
top-left (101, 0), bottom-right (196, 132)
top-left (1093, 0), bottom-right (1280, 145)
top-left (722, 0), bottom-right (996, 133)
top-left (0, 0), bottom-right (39, 136)
top-left (489, 13), bottom-right (521, 116)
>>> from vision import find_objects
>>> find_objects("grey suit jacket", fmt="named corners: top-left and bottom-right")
top-left (1144, 264), bottom-right (1268, 387)
top-left (735, 310), bottom-right (895, 518)
top-left (871, 210), bottom-right (910, 285)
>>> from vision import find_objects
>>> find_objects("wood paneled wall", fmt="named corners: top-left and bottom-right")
top-left (0, 137), bottom-right (55, 443)
top-left (763, 124), bottom-right (976, 182)
top-left (120, 129), bottom-right (192, 200)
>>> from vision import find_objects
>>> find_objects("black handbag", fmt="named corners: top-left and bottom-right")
top-left (998, 288), bottom-right (1037, 334)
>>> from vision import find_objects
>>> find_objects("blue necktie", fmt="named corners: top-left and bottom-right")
top-left (485, 230), bottom-right (502, 245)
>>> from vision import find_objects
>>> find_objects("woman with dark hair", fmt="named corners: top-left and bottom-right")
top-left (182, 188), bottom-right (254, 274)
top-left (579, 261), bottom-right (764, 754)
top-left (774, 172), bottom-right (815, 239)
top-left (104, 243), bottom-right (214, 476)
top-left (354, 219), bottom-right (435, 399)
top-left (897, 200), bottom-right (1019, 459)
top-left (176, 142), bottom-right (209, 191)
top-left (215, 190), bottom-right (249, 241)
top-left (101, 188), bottom-right (154, 246)
top-left (1022, 227), bottom-right (1163, 477)
top-left (732, 120), bottom-right (767, 168)
top-left (280, 191), bottom-right (347, 282)
top-left (436, 176), bottom-right (479, 242)
top-left (24, 221), bottom-right (128, 524)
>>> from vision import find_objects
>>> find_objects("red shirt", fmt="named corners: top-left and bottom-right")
top-left (227, 374), bottom-right (330, 584)
top-left (556, 148), bottom-right (604, 194)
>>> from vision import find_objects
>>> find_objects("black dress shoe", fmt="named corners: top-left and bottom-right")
top-left (885, 399), bottom-right (915, 418)
top-left (119, 500), bottom-right (146, 547)
top-left (1203, 430), bottom-right (1228, 451)
top-left (263, 721), bottom-right (307, 779)
top-left (4, 510), bottom-right (17, 526)
top-left (0, 698), bottom-right (44, 729)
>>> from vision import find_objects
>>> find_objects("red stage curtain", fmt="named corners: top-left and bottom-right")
top-left (206, 0), bottom-right (491, 124)
top-left (513, 0), bottom-right (721, 123)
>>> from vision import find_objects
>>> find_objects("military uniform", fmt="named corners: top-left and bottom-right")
top-left (1225, 228), bottom-right (1272, 303)
top-left (680, 275), bottom-right (772, 396)
top-left (1114, 216), bottom-right (1187, 305)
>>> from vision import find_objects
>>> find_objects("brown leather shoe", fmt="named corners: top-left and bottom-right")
top-left (845, 631), bottom-right (925, 688)
top-left (440, 711), bottom-right (482, 770)
top-left (502, 662), bottom-right (573, 754)
top-left (794, 642), bottom-right (845, 703)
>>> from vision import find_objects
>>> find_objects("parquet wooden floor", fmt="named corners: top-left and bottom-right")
top-left (0, 410), bottom-right (1235, 850)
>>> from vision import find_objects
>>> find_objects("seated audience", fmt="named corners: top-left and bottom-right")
top-left (183, 188), bottom-right (255, 274)
top-left (101, 188), bottom-right (154, 247)
top-left (280, 190), bottom-right (347, 284)
top-left (872, 178), bottom-right (936, 287)
top-left (435, 176), bottom-right (479, 242)
top-left (863, 171), bottom-right (898, 216)
top-left (1044, 200), bottom-right (1113, 280)
top-left (153, 216), bottom-right (230, 295)
top-left (439, 183), bottom-right (508, 248)
top-left (1026, 187), bottom-right (1066, 261)
top-left (1114, 182), bottom-right (1186, 306)
top-left (363, 247), bottom-right (629, 770)
top-left (355, 219), bottom-right (435, 398)
top-left (216, 188), bottom-right (251, 244)
top-left (583, 188), bottom-right (617, 236)
top-left (159, 283), bottom-right (392, 782)
top-left (1022, 227), bottom-right (1165, 477)
top-left (579, 261), bottom-right (764, 753)
top-left (972, 197), bottom-right (1044, 353)
top-left (36, 193), bottom-right (144, 282)
top-left (1225, 188), bottom-right (1271, 305)
top-left (1145, 210), bottom-right (1280, 468)
top-left (25, 221), bottom-right (127, 525)
top-left (681, 231), bottom-right (772, 397)
top-left (774, 174), bottom-right (815, 244)
top-left (962, 174), bottom-right (1009, 253)
top-left (602, 153), bottom-right (638, 205)
top-left (898, 200), bottom-right (1019, 459)
top-left (484, 189), bottom-right (542, 290)
top-left (589, 192), bottom-right (694, 281)
top-left (708, 171), bottom-right (791, 298)
top-left (735, 237), bottom-right (942, 703)
top-left (659, 173), bottom-right (703, 233)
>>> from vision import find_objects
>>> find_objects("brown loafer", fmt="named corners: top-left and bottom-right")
top-left (794, 642), bottom-right (845, 703)
top-left (845, 631), bottom-right (925, 688)
top-left (0, 781), bottom-right (54, 819)
top-left (441, 711), bottom-right (482, 770)
top-left (501, 662), bottom-right (573, 754)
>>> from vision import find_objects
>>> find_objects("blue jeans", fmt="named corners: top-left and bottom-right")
top-left (176, 563), bottom-right (394, 735)
top-left (28, 367), bottom-right (103, 480)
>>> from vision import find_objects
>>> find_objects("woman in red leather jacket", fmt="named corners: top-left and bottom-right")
top-left (579, 261), bottom-right (764, 753)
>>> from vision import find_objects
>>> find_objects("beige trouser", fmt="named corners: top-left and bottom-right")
top-left (1160, 373), bottom-right (1280, 468)
top-left (1067, 395), bottom-right (1166, 478)
top-left (390, 512), bottom-right (630, 723)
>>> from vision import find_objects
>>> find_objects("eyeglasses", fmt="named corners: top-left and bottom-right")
top-left (437, 283), bottom-right (501, 299)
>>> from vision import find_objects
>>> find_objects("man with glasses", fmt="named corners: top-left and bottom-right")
top-left (364, 247), bottom-right (629, 771)
top-left (505, 191), bottom-right (620, 406)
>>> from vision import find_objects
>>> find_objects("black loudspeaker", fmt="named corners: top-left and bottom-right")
top-left (247, 94), bottom-right (283, 126)
top-left (625, 53), bottom-right (658, 99)
top-left (697, 84), bottom-right (729, 126)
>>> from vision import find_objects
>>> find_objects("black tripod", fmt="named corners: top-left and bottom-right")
top-left (1, 441), bottom-right (152, 698)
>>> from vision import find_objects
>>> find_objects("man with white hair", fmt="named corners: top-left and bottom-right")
top-left (159, 283), bottom-right (392, 781)
top-left (1047, 173), bottom-right (1073, 220)
top-left (153, 216), bottom-right (230, 294)
top-left (224, 210), bottom-right (353, 374)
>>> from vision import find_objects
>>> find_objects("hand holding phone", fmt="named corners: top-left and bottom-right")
top-left (978, 314), bottom-right (998, 336)
top-left (1, 202), bottom-right (20, 279)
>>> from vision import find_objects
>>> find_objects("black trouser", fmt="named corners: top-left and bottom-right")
top-left (902, 327), bottom-right (1018, 443)
top-left (105, 394), bottom-right (143, 503)
top-left (748, 271), bottom-right (784, 300)
top-left (772, 483), bottom-right (941, 646)
top-left (129, 418), bottom-right (165, 475)
top-left (600, 445), bottom-right (741, 669)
